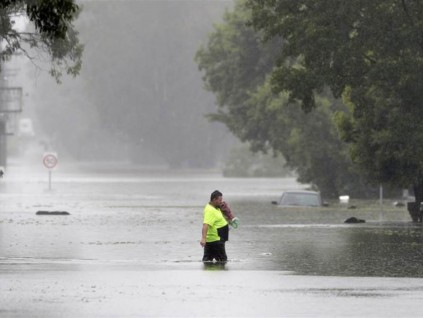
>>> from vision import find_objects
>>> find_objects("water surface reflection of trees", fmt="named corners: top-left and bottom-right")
top-left (279, 227), bottom-right (423, 277)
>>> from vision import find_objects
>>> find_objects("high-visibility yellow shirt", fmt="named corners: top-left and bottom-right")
top-left (203, 203), bottom-right (228, 242)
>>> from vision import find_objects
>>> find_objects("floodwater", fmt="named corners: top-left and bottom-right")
top-left (1, 162), bottom-right (423, 317)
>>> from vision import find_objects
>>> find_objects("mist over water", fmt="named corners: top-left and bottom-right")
top-left (9, 0), bottom-right (236, 170)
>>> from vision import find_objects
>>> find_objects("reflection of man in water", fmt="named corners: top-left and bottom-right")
top-left (200, 190), bottom-right (229, 263)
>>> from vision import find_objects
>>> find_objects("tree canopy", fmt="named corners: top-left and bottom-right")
top-left (0, 0), bottom-right (82, 79)
top-left (196, 1), bottom-right (375, 197)
top-left (244, 1), bottom-right (423, 201)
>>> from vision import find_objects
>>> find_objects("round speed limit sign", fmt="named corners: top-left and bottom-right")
top-left (43, 153), bottom-right (58, 169)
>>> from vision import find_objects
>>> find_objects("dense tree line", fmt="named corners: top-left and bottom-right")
top-left (244, 0), bottom-right (423, 217)
top-left (196, 1), bottom-right (377, 198)
top-left (198, 0), bottom-right (423, 211)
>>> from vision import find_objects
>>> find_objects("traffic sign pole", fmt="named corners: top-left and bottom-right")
top-left (43, 153), bottom-right (58, 190)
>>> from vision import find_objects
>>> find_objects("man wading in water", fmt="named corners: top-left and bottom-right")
top-left (200, 190), bottom-right (230, 263)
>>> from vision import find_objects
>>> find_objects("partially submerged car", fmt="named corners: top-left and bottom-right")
top-left (272, 190), bottom-right (324, 207)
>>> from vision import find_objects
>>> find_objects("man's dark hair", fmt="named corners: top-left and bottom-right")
top-left (210, 190), bottom-right (222, 201)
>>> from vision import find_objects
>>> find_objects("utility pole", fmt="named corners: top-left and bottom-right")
top-left (0, 117), bottom-right (6, 167)
top-left (0, 66), bottom-right (6, 168)
top-left (0, 72), bottom-right (22, 168)
top-left (0, 27), bottom-right (23, 168)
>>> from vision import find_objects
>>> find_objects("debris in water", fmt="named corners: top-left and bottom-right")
top-left (344, 217), bottom-right (365, 224)
top-left (36, 211), bottom-right (70, 215)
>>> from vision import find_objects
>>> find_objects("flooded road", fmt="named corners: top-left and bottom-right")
top-left (1, 162), bottom-right (423, 317)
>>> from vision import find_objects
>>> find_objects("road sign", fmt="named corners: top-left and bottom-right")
top-left (43, 153), bottom-right (58, 169)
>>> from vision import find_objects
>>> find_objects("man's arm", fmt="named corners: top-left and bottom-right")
top-left (200, 223), bottom-right (208, 247)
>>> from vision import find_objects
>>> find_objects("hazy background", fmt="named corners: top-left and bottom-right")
top-left (7, 0), bottom-right (242, 170)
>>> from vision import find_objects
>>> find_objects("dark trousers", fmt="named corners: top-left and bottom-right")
top-left (202, 241), bottom-right (227, 262)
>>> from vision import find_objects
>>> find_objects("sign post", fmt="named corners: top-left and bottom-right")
top-left (43, 153), bottom-right (58, 190)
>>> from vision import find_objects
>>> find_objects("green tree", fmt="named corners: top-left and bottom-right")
top-left (0, 0), bottom-right (82, 80)
top-left (246, 1), bottom-right (423, 219)
top-left (196, 1), bottom-right (374, 198)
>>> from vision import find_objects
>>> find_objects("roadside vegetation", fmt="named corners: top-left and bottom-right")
top-left (196, 0), bottom-right (423, 216)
